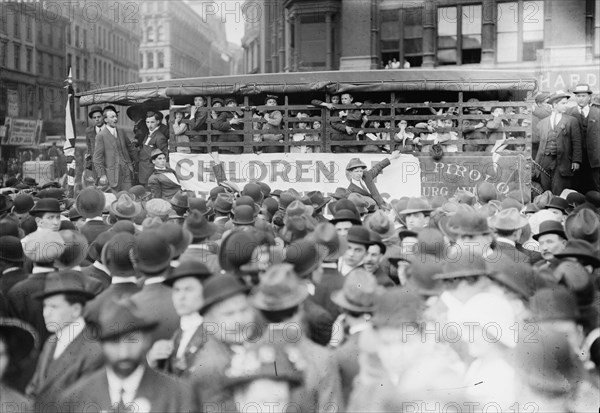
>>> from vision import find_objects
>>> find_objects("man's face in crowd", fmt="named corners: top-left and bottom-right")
top-left (92, 112), bottom-right (104, 127)
top-left (172, 277), bottom-right (203, 317)
top-left (103, 331), bottom-right (151, 378)
top-left (363, 244), bottom-right (383, 273)
top-left (344, 242), bottom-right (367, 267)
top-left (575, 92), bottom-right (591, 108)
top-left (146, 116), bottom-right (159, 132)
top-left (350, 167), bottom-right (365, 181)
top-left (152, 154), bottom-right (167, 169)
top-left (538, 234), bottom-right (567, 261)
top-left (36, 212), bottom-right (61, 231)
top-left (265, 98), bottom-right (277, 106)
top-left (553, 98), bottom-right (568, 114)
top-left (341, 94), bottom-right (353, 105)
top-left (194, 97), bottom-right (206, 107)
top-left (175, 112), bottom-right (184, 122)
top-left (405, 212), bottom-right (429, 231)
top-left (43, 294), bottom-right (82, 333)
top-left (227, 100), bottom-right (237, 108)
top-left (492, 107), bottom-right (505, 117)
top-left (204, 294), bottom-right (255, 345)
top-left (335, 221), bottom-right (353, 238)
top-left (104, 110), bottom-right (118, 128)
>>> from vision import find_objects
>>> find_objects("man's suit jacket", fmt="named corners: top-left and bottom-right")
top-left (138, 129), bottom-right (169, 185)
top-left (27, 326), bottom-right (103, 404)
top-left (79, 220), bottom-right (111, 245)
top-left (130, 283), bottom-right (179, 341)
top-left (0, 267), bottom-right (29, 294)
top-left (489, 240), bottom-right (533, 265)
top-left (313, 265), bottom-right (346, 320)
top-left (147, 168), bottom-right (182, 200)
top-left (347, 158), bottom-right (391, 207)
top-left (93, 126), bottom-right (138, 187)
top-left (84, 282), bottom-right (140, 327)
top-left (163, 325), bottom-right (207, 377)
top-left (80, 264), bottom-right (111, 292)
top-left (568, 105), bottom-right (600, 168)
top-left (59, 365), bottom-right (193, 413)
top-left (333, 332), bottom-right (361, 405)
top-left (534, 114), bottom-right (582, 176)
top-left (85, 125), bottom-right (102, 160)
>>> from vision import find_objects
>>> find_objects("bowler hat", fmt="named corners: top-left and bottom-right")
top-left (214, 193), bottom-right (235, 214)
top-left (164, 259), bottom-right (212, 287)
top-left (101, 233), bottom-right (136, 276)
top-left (533, 220), bottom-right (567, 241)
top-left (547, 90), bottom-right (571, 104)
top-left (331, 187), bottom-right (350, 200)
top-left (331, 268), bottom-right (382, 313)
top-left (200, 273), bottom-right (249, 314)
top-left (0, 219), bottom-right (20, 238)
top-left (12, 194), bottom-right (34, 214)
top-left (488, 207), bottom-right (528, 231)
top-left (68, 206), bottom-right (82, 221)
top-left (23, 177), bottom-right (38, 187)
top-left (34, 270), bottom-right (95, 300)
top-left (110, 194), bottom-right (142, 219)
top-left (55, 230), bottom-right (89, 269)
top-left (554, 239), bottom-right (600, 267)
top-left (405, 261), bottom-right (443, 297)
top-left (529, 287), bottom-right (580, 322)
top-left (284, 239), bottom-right (326, 279)
top-left (211, 97), bottom-right (224, 106)
top-left (261, 197), bottom-right (279, 219)
top-left (4, 177), bottom-right (19, 188)
top-left (278, 191), bottom-right (299, 211)
top-left (346, 226), bottom-right (372, 246)
top-left (219, 231), bottom-right (257, 272)
top-left (330, 209), bottom-right (361, 226)
top-left (76, 187), bottom-right (106, 218)
top-left (346, 158), bottom-right (367, 171)
top-left (88, 230), bottom-right (115, 262)
top-left (398, 197), bottom-right (432, 216)
top-left (572, 83), bottom-right (593, 94)
top-left (209, 186), bottom-right (226, 201)
top-left (129, 185), bottom-right (150, 201)
top-left (257, 182), bottom-right (271, 199)
top-left (232, 205), bottom-right (256, 225)
top-left (39, 188), bottom-right (65, 200)
top-left (363, 210), bottom-right (396, 239)
top-left (585, 190), bottom-right (600, 208)
top-left (434, 253), bottom-right (489, 280)
top-left (160, 222), bottom-right (193, 258)
top-left (371, 288), bottom-right (425, 327)
top-left (0, 318), bottom-right (39, 363)
top-left (564, 208), bottom-right (599, 244)
top-left (368, 232), bottom-right (387, 255)
top-left (545, 196), bottom-right (569, 214)
top-left (242, 183), bottom-right (264, 205)
top-left (145, 198), bottom-right (172, 219)
top-left (250, 264), bottom-right (309, 311)
top-left (306, 191), bottom-right (330, 211)
top-left (566, 192), bottom-right (587, 209)
top-left (103, 105), bottom-right (119, 114)
top-left (306, 223), bottom-right (347, 262)
top-left (476, 182), bottom-right (498, 203)
top-left (98, 298), bottom-right (158, 341)
top-left (0, 236), bottom-right (24, 262)
top-left (445, 210), bottom-right (490, 237)
top-left (184, 210), bottom-right (216, 240)
top-left (235, 195), bottom-right (260, 215)
top-left (286, 200), bottom-right (314, 218)
top-left (169, 191), bottom-right (189, 210)
top-left (29, 198), bottom-right (61, 214)
top-left (398, 228), bottom-right (418, 241)
top-left (88, 105), bottom-right (103, 118)
top-left (133, 230), bottom-right (173, 274)
top-left (188, 197), bottom-right (211, 216)
top-left (22, 230), bottom-right (66, 264)
top-left (386, 245), bottom-right (413, 265)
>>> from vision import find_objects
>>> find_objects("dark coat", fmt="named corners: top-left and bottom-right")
top-left (312, 264), bottom-right (346, 320)
top-left (59, 365), bottom-right (193, 413)
top-left (304, 297), bottom-right (336, 346)
top-left (27, 326), bottom-right (103, 405)
top-left (130, 283), bottom-right (179, 341)
top-left (80, 264), bottom-right (111, 292)
top-left (84, 282), bottom-right (140, 327)
top-left (568, 105), bottom-right (600, 168)
top-left (6, 273), bottom-right (50, 343)
top-left (163, 325), bottom-right (207, 377)
top-left (138, 129), bottom-right (169, 185)
top-left (347, 158), bottom-right (391, 207)
top-left (0, 384), bottom-right (32, 412)
top-left (93, 126), bottom-right (138, 187)
top-left (333, 333), bottom-right (361, 406)
top-left (0, 267), bottom-right (28, 295)
top-left (535, 114), bottom-right (582, 176)
top-left (79, 220), bottom-right (112, 245)
top-left (147, 168), bottom-right (182, 201)
top-left (85, 125), bottom-right (102, 159)
top-left (212, 110), bottom-right (244, 153)
top-left (490, 240), bottom-right (533, 264)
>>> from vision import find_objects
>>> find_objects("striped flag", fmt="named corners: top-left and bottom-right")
top-left (64, 68), bottom-right (77, 197)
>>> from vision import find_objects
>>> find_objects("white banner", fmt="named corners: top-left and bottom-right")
top-left (170, 153), bottom-right (422, 200)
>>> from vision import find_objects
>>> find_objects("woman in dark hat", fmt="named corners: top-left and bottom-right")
top-left (0, 318), bottom-right (38, 407)
top-left (147, 149), bottom-right (183, 201)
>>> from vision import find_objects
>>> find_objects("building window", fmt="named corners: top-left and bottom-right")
top-left (298, 14), bottom-right (327, 70)
top-left (76, 56), bottom-right (80, 79)
top-left (0, 41), bottom-right (7, 67)
top-left (402, 8), bottom-right (423, 67)
top-left (139, 53), bottom-right (144, 68)
top-left (26, 47), bottom-right (32, 72)
top-left (157, 26), bottom-right (164, 42)
top-left (497, 1), bottom-right (544, 62)
top-left (67, 53), bottom-right (72, 71)
top-left (595, 0), bottom-right (600, 56)
top-left (147, 27), bottom-right (155, 42)
top-left (437, 4), bottom-right (482, 66)
top-left (158, 51), bottom-right (164, 68)
top-left (83, 29), bottom-right (87, 49)
top-left (148, 52), bottom-right (154, 68)
top-left (13, 43), bottom-right (21, 70)
top-left (48, 25), bottom-right (53, 47)
top-left (26, 17), bottom-right (32, 41)
top-left (37, 51), bottom-right (43, 75)
top-left (47, 53), bottom-right (53, 78)
top-left (380, 9), bottom-right (400, 67)
top-left (67, 27), bottom-right (71, 45)
top-left (14, 14), bottom-right (20, 38)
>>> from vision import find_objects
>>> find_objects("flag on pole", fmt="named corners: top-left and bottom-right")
top-left (64, 68), bottom-right (77, 197)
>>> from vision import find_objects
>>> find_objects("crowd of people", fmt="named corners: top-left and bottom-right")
top-left (0, 157), bottom-right (600, 412)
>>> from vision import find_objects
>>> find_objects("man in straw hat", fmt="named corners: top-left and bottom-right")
top-left (534, 90), bottom-right (582, 195)
top-left (59, 298), bottom-right (193, 413)
top-left (26, 270), bottom-right (103, 405)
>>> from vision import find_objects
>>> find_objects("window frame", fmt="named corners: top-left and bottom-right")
top-left (496, 0), bottom-right (545, 63)
top-left (436, 3), bottom-right (483, 66)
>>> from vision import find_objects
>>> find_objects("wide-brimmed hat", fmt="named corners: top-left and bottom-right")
top-left (22, 229), bottom-right (66, 264)
top-left (200, 273), bottom-right (249, 314)
top-left (145, 198), bottom-right (172, 219)
top-left (533, 220), bottom-right (567, 241)
top-left (405, 261), bottom-right (444, 297)
top-left (12, 193), bottom-right (35, 214)
top-left (547, 90), bottom-right (571, 104)
top-left (250, 264), bottom-right (309, 311)
top-left (232, 205), bottom-right (256, 225)
top-left (347, 193), bottom-right (375, 214)
top-left (554, 239), bottom-right (600, 267)
top-left (331, 268), bottom-right (382, 313)
top-left (242, 183), bottom-right (264, 206)
top-left (0, 235), bottom-right (24, 263)
top-left (132, 230), bottom-right (173, 274)
top-left (188, 197), bottom-right (212, 216)
top-left (110, 194), bottom-right (142, 219)
top-left (285, 200), bottom-right (314, 218)
top-left (99, 298), bottom-right (158, 341)
top-left (488, 261), bottom-right (535, 300)
top-left (488, 207), bottom-right (528, 231)
top-left (564, 208), bottom-right (599, 244)
top-left (278, 191), bottom-right (299, 211)
top-left (169, 191), bottom-right (189, 210)
top-left (330, 209), bottom-right (361, 226)
top-left (159, 222), bottom-right (193, 258)
top-left (306, 190), bottom-right (331, 211)
top-left (331, 187), bottom-right (350, 200)
top-left (398, 197), bottom-right (432, 216)
top-left (76, 187), bottom-right (106, 218)
top-left (164, 259), bottom-right (213, 287)
top-left (184, 210), bottom-right (217, 240)
top-left (219, 231), bottom-right (257, 272)
top-left (544, 196), bottom-right (569, 214)
top-left (346, 226), bottom-right (372, 246)
top-left (214, 193), bottom-right (235, 214)
top-left (571, 83), bottom-right (593, 94)
top-left (0, 318), bottom-right (39, 362)
top-left (306, 222), bottom-right (348, 262)
top-left (444, 209), bottom-right (490, 237)
top-left (88, 105), bottom-right (103, 118)
top-left (362, 210), bottom-right (395, 239)
top-left (284, 239), bottom-right (326, 279)
top-left (34, 270), bottom-right (95, 300)
top-left (434, 253), bottom-right (489, 280)
top-left (346, 158), bottom-right (367, 171)
top-left (371, 288), bottom-right (425, 327)
top-left (30, 198), bottom-right (61, 214)
top-left (68, 206), bottom-right (82, 221)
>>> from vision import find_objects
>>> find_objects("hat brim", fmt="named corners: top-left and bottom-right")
top-left (88, 109), bottom-right (103, 119)
top-left (553, 251), bottom-right (600, 267)
top-left (0, 318), bottom-right (39, 362)
top-left (489, 215), bottom-right (529, 231)
top-left (109, 202), bottom-right (143, 219)
top-left (330, 217), bottom-right (362, 226)
top-left (225, 371), bottom-right (303, 388)
top-left (532, 229), bottom-right (567, 241)
top-left (404, 282), bottom-right (442, 298)
top-left (187, 222), bottom-right (217, 240)
top-left (398, 208), bottom-right (433, 216)
top-left (34, 288), bottom-right (96, 301)
top-left (547, 93), bottom-right (571, 104)
top-left (200, 284), bottom-right (250, 315)
top-left (330, 290), bottom-right (375, 313)
top-left (232, 218), bottom-right (256, 225)
top-left (250, 288), bottom-right (309, 311)
top-left (434, 269), bottom-right (489, 280)
top-left (100, 320), bottom-right (159, 341)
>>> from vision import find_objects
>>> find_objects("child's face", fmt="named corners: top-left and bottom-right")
top-left (373, 121), bottom-right (381, 128)
top-left (313, 121), bottom-right (321, 129)
top-left (331, 96), bottom-right (340, 104)
top-left (298, 122), bottom-right (307, 129)
top-left (194, 97), bottom-right (205, 107)
top-left (175, 112), bottom-right (183, 121)
top-left (385, 121), bottom-right (392, 128)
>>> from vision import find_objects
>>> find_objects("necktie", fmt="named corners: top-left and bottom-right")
top-left (118, 387), bottom-right (128, 413)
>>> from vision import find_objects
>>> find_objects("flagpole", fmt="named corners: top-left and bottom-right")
top-left (64, 68), bottom-right (77, 198)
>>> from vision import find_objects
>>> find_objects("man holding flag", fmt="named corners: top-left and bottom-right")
top-left (63, 69), bottom-right (78, 198)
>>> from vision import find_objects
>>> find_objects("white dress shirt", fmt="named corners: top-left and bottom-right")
top-left (54, 317), bottom-right (86, 359)
top-left (106, 365), bottom-right (145, 405)
top-left (143, 276), bottom-right (166, 286)
top-left (105, 125), bottom-right (117, 137)
top-left (176, 313), bottom-right (203, 359)
top-left (92, 260), bottom-right (110, 276)
top-left (112, 276), bottom-right (138, 285)
top-left (550, 112), bottom-right (562, 129)
top-left (580, 105), bottom-right (590, 118)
